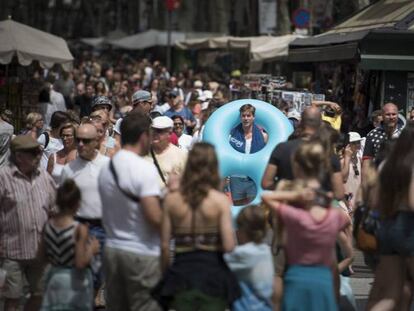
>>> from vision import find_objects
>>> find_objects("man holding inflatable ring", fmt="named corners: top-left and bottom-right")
top-left (229, 104), bottom-right (268, 205)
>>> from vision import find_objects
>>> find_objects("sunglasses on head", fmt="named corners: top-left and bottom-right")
top-left (76, 137), bottom-right (94, 144)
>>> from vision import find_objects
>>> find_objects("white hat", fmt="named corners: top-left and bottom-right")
top-left (199, 90), bottom-right (213, 103)
top-left (194, 80), bottom-right (203, 88)
top-left (287, 109), bottom-right (301, 121)
top-left (348, 131), bottom-right (362, 142)
top-left (152, 116), bottom-right (173, 129)
top-left (202, 90), bottom-right (213, 100)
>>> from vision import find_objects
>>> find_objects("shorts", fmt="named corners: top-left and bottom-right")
top-left (230, 176), bottom-right (257, 201)
top-left (378, 211), bottom-right (414, 256)
top-left (0, 258), bottom-right (46, 299)
top-left (104, 247), bottom-right (161, 311)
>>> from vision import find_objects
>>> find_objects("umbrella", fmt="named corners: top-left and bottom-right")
top-left (0, 18), bottom-right (74, 71)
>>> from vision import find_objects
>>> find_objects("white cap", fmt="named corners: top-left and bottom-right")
top-left (152, 116), bottom-right (173, 129)
top-left (348, 131), bottom-right (362, 142)
top-left (287, 109), bottom-right (301, 121)
top-left (194, 80), bottom-right (203, 88)
top-left (202, 90), bottom-right (213, 100)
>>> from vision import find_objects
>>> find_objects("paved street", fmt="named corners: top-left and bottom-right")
top-left (350, 250), bottom-right (373, 310)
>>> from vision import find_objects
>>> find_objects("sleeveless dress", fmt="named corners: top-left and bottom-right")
top-left (152, 221), bottom-right (240, 310)
top-left (40, 221), bottom-right (93, 311)
top-left (278, 204), bottom-right (348, 311)
top-left (51, 153), bottom-right (65, 185)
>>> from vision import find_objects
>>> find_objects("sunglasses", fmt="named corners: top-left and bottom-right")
top-left (76, 137), bottom-right (95, 144)
top-left (61, 134), bottom-right (74, 139)
top-left (152, 128), bottom-right (170, 134)
top-left (20, 148), bottom-right (42, 156)
top-left (173, 122), bottom-right (184, 127)
top-left (133, 100), bottom-right (152, 107)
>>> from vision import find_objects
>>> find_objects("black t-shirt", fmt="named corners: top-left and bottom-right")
top-left (268, 138), bottom-right (303, 181)
top-left (321, 154), bottom-right (341, 192)
top-left (268, 138), bottom-right (341, 191)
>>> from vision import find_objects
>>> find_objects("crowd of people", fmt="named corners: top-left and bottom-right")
top-left (0, 56), bottom-right (414, 311)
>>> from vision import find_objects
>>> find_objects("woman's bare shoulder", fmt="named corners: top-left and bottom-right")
top-left (207, 189), bottom-right (231, 207)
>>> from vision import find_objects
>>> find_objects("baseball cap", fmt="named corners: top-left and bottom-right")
top-left (348, 132), bottom-right (362, 143)
top-left (168, 90), bottom-right (179, 98)
top-left (199, 90), bottom-right (213, 102)
top-left (194, 80), bottom-right (203, 88)
top-left (287, 109), bottom-right (301, 121)
top-left (11, 135), bottom-right (41, 152)
top-left (132, 90), bottom-right (152, 103)
top-left (152, 116), bottom-right (173, 129)
top-left (91, 96), bottom-right (112, 111)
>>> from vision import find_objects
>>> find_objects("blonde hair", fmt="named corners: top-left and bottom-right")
top-left (237, 205), bottom-right (267, 243)
top-left (292, 141), bottom-right (327, 179)
top-left (180, 143), bottom-right (221, 208)
top-left (25, 112), bottom-right (42, 128)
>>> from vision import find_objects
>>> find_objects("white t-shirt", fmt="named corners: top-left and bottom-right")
top-left (145, 144), bottom-right (187, 192)
top-left (178, 133), bottom-right (193, 151)
top-left (61, 152), bottom-right (109, 219)
top-left (98, 150), bottom-right (161, 256)
top-left (38, 134), bottom-right (63, 170)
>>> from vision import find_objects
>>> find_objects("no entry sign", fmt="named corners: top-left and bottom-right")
top-left (292, 8), bottom-right (311, 29)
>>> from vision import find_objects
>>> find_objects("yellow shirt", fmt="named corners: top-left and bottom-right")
top-left (145, 144), bottom-right (187, 192)
top-left (322, 114), bottom-right (342, 131)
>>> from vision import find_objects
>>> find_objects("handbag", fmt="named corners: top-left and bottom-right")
top-left (353, 203), bottom-right (380, 252)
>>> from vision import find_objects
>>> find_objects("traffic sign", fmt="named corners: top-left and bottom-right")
top-left (292, 8), bottom-right (311, 29)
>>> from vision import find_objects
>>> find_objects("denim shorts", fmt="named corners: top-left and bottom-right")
top-left (229, 176), bottom-right (257, 201)
top-left (378, 211), bottom-right (414, 256)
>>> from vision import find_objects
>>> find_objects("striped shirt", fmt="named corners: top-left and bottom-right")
top-left (0, 163), bottom-right (56, 260)
top-left (44, 222), bottom-right (77, 267)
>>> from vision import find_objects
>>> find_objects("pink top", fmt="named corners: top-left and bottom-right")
top-left (279, 204), bottom-right (349, 267)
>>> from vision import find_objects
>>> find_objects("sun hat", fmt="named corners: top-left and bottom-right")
top-left (348, 131), bottom-right (362, 143)
top-left (132, 90), bottom-right (152, 103)
top-left (10, 135), bottom-right (40, 152)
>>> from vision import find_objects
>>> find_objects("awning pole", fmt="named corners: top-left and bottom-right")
top-left (167, 10), bottom-right (172, 71)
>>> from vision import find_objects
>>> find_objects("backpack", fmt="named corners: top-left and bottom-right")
top-left (41, 132), bottom-right (50, 149)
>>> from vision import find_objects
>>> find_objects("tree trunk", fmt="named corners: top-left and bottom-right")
top-left (278, 0), bottom-right (291, 35)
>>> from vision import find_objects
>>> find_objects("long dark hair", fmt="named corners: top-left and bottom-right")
top-left (378, 121), bottom-right (414, 217)
top-left (180, 142), bottom-right (221, 208)
top-left (56, 179), bottom-right (81, 212)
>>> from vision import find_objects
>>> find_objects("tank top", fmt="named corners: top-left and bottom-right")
top-left (51, 153), bottom-right (65, 184)
top-left (44, 221), bottom-right (78, 267)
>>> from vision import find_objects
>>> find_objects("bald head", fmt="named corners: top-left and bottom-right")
top-left (382, 102), bottom-right (399, 132)
top-left (382, 103), bottom-right (398, 115)
top-left (76, 123), bottom-right (98, 160)
top-left (77, 123), bottom-right (97, 139)
top-left (301, 106), bottom-right (322, 129)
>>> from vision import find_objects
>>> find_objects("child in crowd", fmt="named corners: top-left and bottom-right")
top-left (225, 204), bottom-right (274, 311)
top-left (262, 141), bottom-right (350, 311)
top-left (39, 179), bottom-right (100, 311)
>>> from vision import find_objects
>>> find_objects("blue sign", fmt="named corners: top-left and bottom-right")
top-left (293, 8), bottom-right (310, 29)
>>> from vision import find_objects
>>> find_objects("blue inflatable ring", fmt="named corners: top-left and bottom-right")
top-left (203, 99), bottom-right (293, 217)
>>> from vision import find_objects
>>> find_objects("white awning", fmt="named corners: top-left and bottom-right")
top-left (175, 34), bottom-right (304, 62)
top-left (0, 18), bottom-right (74, 71)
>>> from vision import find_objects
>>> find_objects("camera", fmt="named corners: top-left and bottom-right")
top-left (323, 107), bottom-right (336, 118)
